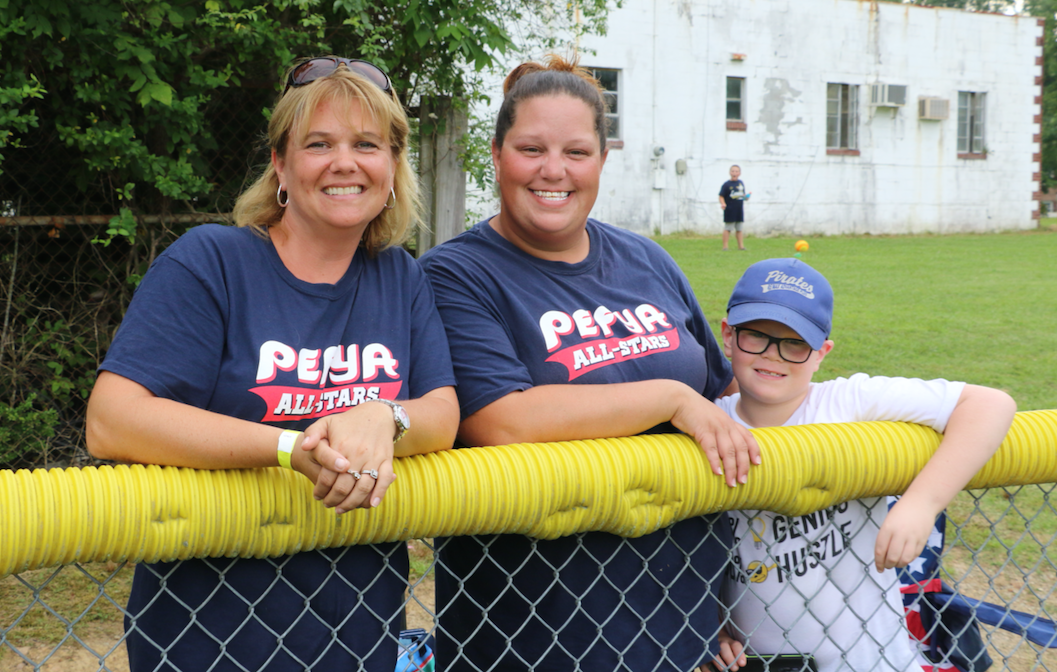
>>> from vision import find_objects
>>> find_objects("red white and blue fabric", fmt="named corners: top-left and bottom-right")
top-left (887, 499), bottom-right (958, 672)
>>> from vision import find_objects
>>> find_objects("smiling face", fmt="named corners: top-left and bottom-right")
top-left (272, 98), bottom-right (394, 243)
top-left (490, 94), bottom-right (607, 262)
top-left (722, 318), bottom-right (833, 427)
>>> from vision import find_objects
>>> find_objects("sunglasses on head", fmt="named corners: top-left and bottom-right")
top-left (285, 57), bottom-right (392, 94)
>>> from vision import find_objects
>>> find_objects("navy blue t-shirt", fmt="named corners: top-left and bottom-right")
top-left (420, 219), bottom-right (734, 672)
top-left (101, 224), bottom-right (455, 672)
top-left (719, 179), bottom-right (747, 223)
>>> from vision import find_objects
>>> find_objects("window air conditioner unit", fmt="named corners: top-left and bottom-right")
top-left (918, 97), bottom-right (950, 120)
top-left (870, 83), bottom-right (907, 107)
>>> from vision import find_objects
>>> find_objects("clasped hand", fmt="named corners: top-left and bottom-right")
top-left (291, 402), bottom-right (399, 514)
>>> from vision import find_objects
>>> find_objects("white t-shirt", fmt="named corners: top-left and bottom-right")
top-left (715, 373), bottom-right (965, 672)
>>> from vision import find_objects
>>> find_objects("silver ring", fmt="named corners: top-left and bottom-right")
top-left (348, 470), bottom-right (361, 480)
top-left (364, 469), bottom-right (379, 479)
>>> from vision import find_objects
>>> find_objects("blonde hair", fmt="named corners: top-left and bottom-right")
top-left (233, 63), bottom-right (421, 256)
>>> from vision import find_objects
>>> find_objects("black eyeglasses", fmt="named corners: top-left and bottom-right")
top-left (732, 326), bottom-right (814, 364)
top-left (285, 57), bottom-right (392, 94)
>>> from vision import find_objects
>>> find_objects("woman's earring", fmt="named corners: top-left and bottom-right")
top-left (384, 187), bottom-right (396, 210)
top-left (276, 184), bottom-right (289, 207)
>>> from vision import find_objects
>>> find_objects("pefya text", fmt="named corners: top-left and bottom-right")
top-left (538, 304), bottom-right (678, 380)
top-left (249, 340), bottom-right (402, 422)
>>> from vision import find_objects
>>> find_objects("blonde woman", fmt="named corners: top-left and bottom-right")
top-left (87, 57), bottom-right (458, 671)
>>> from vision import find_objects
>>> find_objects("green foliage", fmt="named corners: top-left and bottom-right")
top-left (0, 73), bottom-right (45, 174)
top-left (0, 395), bottom-right (58, 467)
top-left (0, 0), bottom-right (616, 226)
top-left (0, 223), bottom-right (186, 468)
top-left (24, 318), bottom-right (98, 404)
top-left (93, 185), bottom-right (138, 247)
top-left (459, 110), bottom-right (499, 194)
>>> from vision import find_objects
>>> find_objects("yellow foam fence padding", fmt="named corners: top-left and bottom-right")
top-left (1, 410), bottom-right (1055, 579)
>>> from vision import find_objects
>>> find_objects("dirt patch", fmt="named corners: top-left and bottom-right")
top-left (944, 546), bottom-right (1057, 672)
top-left (0, 639), bottom-right (128, 672)
top-left (407, 576), bottom-right (436, 632)
top-left (406, 538), bottom-right (437, 633)
top-left (0, 584), bottom-right (437, 671)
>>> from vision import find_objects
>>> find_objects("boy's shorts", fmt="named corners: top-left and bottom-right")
top-left (724, 221), bottom-right (743, 232)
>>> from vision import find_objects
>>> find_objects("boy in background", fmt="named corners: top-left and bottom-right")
top-left (709, 258), bottom-right (1015, 672)
top-left (719, 165), bottom-right (749, 251)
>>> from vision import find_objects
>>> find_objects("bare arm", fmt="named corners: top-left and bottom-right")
top-left (301, 387), bottom-right (459, 457)
top-left (459, 379), bottom-right (759, 487)
top-left (86, 371), bottom-right (333, 470)
top-left (393, 387), bottom-right (460, 457)
top-left (719, 195), bottom-right (727, 209)
top-left (874, 384), bottom-right (1016, 571)
top-left (87, 372), bottom-right (458, 513)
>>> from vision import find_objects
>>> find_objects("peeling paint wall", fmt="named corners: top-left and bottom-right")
top-left (578, 0), bottom-right (1042, 235)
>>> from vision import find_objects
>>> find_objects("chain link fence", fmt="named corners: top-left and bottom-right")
top-left (1, 484), bottom-right (1055, 671)
top-left (0, 222), bottom-right (201, 470)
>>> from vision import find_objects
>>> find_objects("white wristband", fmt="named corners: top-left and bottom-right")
top-left (277, 430), bottom-right (302, 470)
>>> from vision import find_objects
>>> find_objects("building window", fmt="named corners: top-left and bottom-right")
top-left (726, 77), bottom-right (746, 131)
top-left (958, 91), bottom-right (986, 157)
top-left (826, 83), bottom-right (859, 153)
top-left (589, 68), bottom-right (620, 143)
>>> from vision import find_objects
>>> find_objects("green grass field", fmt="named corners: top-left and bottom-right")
top-left (656, 228), bottom-right (1057, 410)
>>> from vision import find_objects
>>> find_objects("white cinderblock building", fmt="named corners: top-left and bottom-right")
top-left (550, 0), bottom-right (1044, 235)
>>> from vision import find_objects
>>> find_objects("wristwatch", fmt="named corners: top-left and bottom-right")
top-left (370, 398), bottom-right (410, 442)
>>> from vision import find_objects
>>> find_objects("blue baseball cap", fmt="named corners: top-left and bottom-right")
top-left (726, 258), bottom-right (833, 350)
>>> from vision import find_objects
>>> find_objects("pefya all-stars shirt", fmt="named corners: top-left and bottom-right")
top-left (104, 224), bottom-right (453, 421)
top-left (100, 224), bottom-right (454, 672)
top-left (420, 218), bottom-right (734, 672)
top-left (420, 218), bottom-right (731, 420)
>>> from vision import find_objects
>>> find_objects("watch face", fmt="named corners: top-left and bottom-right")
top-left (376, 398), bottom-right (409, 441)
top-left (394, 405), bottom-right (410, 431)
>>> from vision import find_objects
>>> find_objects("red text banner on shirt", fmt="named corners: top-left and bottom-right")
top-left (545, 329), bottom-right (680, 380)
top-left (250, 381), bottom-right (404, 422)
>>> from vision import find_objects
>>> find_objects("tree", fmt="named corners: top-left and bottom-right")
top-left (0, 0), bottom-right (613, 228)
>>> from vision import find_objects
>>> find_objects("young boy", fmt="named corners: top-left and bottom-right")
top-left (719, 165), bottom-right (750, 251)
top-left (710, 258), bottom-right (1016, 672)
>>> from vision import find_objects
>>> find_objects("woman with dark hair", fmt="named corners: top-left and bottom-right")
top-left (86, 58), bottom-right (458, 671)
top-left (420, 55), bottom-right (759, 672)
